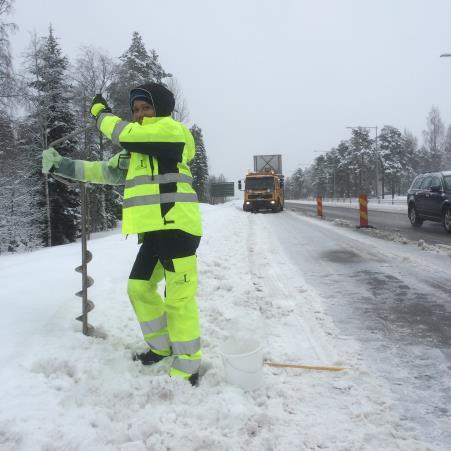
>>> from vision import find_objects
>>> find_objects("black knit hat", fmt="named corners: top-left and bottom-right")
top-left (129, 82), bottom-right (175, 117)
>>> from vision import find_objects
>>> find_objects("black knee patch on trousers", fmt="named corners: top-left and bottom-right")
top-left (129, 230), bottom-right (200, 280)
top-left (129, 251), bottom-right (159, 280)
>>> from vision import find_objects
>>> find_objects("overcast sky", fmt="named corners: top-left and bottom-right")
top-left (8, 0), bottom-right (451, 180)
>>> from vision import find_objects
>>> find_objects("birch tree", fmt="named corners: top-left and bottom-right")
top-left (423, 107), bottom-right (445, 171)
top-left (71, 46), bottom-right (120, 232)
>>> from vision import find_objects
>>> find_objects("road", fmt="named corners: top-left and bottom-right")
top-left (255, 208), bottom-right (451, 448)
top-left (285, 201), bottom-right (451, 246)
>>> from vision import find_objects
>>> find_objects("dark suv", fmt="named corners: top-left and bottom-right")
top-left (407, 171), bottom-right (451, 233)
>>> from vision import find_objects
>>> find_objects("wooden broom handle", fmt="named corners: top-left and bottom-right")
top-left (265, 361), bottom-right (347, 372)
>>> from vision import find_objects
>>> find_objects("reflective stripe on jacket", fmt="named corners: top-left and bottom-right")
top-left (55, 150), bottom-right (128, 185)
top-left (96, 113), bottom-right (202, 236)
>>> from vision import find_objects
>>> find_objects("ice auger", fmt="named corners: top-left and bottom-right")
top-left (48, 128), bottom-right (95, 336)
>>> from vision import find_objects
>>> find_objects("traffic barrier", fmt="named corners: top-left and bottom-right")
top-left (316, 195), bottom-right (323, 218)
top-left (356, 194), bottom-right (374, 228)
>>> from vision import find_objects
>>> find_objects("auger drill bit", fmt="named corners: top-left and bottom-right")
top-left (48, 128), bottom-right (96, 336)
top-left (74, 182), bottom-right (95, 336)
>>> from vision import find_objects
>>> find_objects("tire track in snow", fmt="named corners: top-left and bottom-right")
top-left (245, 212), bottom-right (338, 366)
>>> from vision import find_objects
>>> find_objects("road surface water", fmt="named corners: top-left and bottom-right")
top-left (254, 209), bottom-right (451, 449)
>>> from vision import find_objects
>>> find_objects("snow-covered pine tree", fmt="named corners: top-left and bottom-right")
top-left (334, 140), bottom-right (353, 198)
top-left (378, 126), bottom-right (405, 198)
top-left (400, 130), bottom-right (419, 192)
top-left (283, 175), bottom-right (293, 199)
top-left (349, 127), bottom-right (375, 195)
top-left (288, 167), bottom-right (305, 199)
top-left (189, 124), bottom-right (209, 202)
top-left (423, 107), bottom-right (445, 172)
top-left (108, 32), bottom-right (172, 120)
top-left (0, 111), bottom-right (19, 253)
top-left (312, 154), bottom-right (328, 196)
top-left (0, 0), bottom-right (19, 253)
top-left (0, 0), bottom-right (17, 107)
top-left (324, 150), bottom-right (338, 198)
top-left (444, 125), bottom-right (451, 170)
top-left (23, 26), bottom-right (79, 246)
top-left (0, 127), bottom-right (37, 254)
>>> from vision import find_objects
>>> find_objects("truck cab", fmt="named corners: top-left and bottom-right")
top-left (239, 171), bottom-right (284, 212)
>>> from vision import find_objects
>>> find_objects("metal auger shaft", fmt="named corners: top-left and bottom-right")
top-left (49, 176), bottom-right (96, 335)
top-left (47, 127), bottom-right (96, 336)
top-left (75, 182), bottom-right (95, 336)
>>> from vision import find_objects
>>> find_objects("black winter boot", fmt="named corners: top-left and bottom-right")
top-left (188, 373), bottom-right (199, 387)
top-left (133, 349), bottom-right (167, 366)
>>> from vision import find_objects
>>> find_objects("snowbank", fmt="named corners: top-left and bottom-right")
top-left (287, 198), bottom-right (407, 212)
top-left (0, 203), bottom-right (435, 450)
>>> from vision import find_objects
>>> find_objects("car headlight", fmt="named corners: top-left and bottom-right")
top-left (270, 200), bottom-right (275, 204)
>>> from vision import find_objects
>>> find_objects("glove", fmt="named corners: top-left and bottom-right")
top-left (90, 93), bottom-right (111, 118)
top-left (42, 147), bottom-right (63, 174)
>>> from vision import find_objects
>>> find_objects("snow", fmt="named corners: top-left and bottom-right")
top-left (287, 197), bottom-right (408, 212)
top-left (0, 201), bottom-right (448, 450)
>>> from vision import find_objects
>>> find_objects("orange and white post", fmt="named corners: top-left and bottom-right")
top-left (357, 194), bottom-right (373, 228)
top-left (316, 195), bottom-right (323, 218)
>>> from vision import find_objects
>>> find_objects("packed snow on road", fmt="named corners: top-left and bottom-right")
top-left (0, 201), bottom-right (450, 451)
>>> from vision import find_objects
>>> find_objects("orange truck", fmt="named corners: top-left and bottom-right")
top-left (238, 155), bottom-right (284, 212)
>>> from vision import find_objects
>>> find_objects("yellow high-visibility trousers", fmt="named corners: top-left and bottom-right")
top-left (128, 230), bottom-right (201, 378)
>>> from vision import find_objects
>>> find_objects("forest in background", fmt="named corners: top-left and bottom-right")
top-left (285, 109), bottom-right (451, 200)
top-left (0, 0), bottom-right (210, 254)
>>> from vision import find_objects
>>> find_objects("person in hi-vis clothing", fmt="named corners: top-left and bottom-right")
top-left (42, 83), bottom-right (202, 385)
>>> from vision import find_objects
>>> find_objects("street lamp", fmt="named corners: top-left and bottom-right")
top-left (346, 126), bottom-right (381, 199)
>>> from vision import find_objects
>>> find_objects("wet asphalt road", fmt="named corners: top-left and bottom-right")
top-left (261, 209), bottom-right (451, 448)
top-left (285, 201), bottom-right (451, 246)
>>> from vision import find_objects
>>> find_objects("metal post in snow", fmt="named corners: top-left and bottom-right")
top-left (356, 194), bottom-right (374, 229)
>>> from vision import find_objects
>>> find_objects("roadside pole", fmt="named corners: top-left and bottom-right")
top-left (356, 194), bottom-right (374, 229)
top-left (316, 194), bottom-right (323, 218)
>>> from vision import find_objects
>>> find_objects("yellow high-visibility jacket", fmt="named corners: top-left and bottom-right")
top-left (54, 114), bottom-right (202, 237)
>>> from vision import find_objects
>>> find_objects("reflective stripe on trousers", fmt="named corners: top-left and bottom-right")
top-left (171, 338), bottom-right (200, 355)
top-left (146, 334), bottom-right (171, 351)
top-left (173, 356), bottom-right (201, 374)
top-left (140, 314), bottom-right (167, 335)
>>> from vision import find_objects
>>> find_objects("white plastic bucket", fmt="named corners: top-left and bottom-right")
top-left (219, 337), bottom-right (263, 390)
